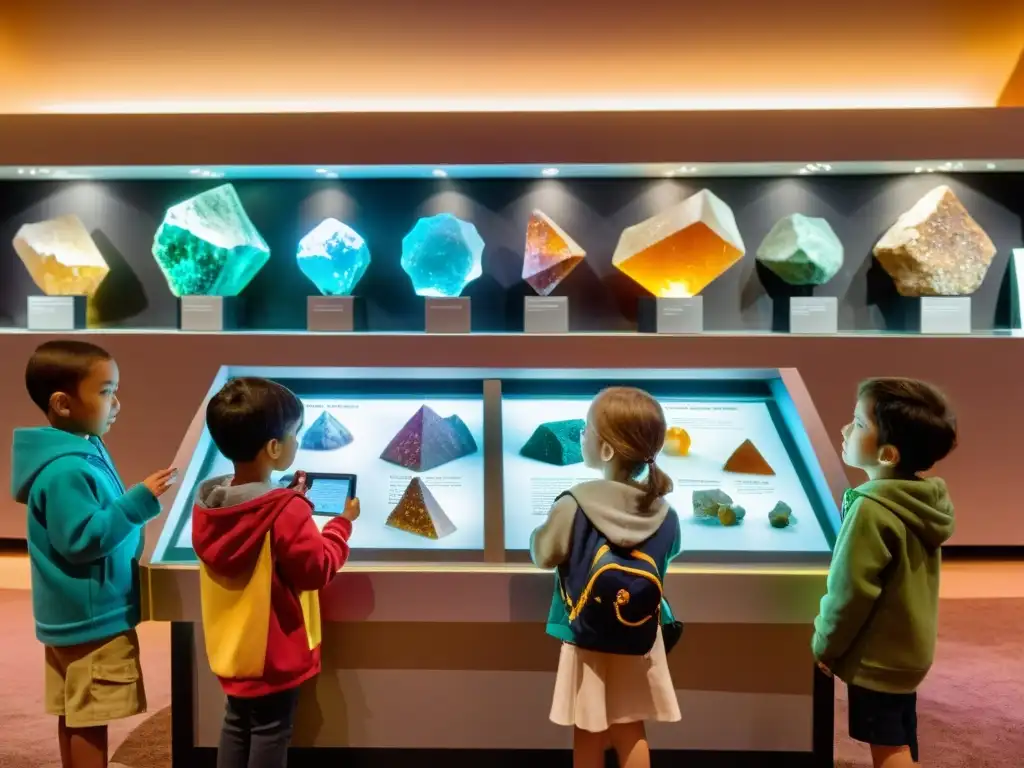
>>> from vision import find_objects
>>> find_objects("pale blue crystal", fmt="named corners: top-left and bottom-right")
top-left (400, 214), bottom-right (484, 298)
top-left (152, 184), bottom-right (270, 297)
top-left (296, 219), bottom-right (371, 296)
top-left (756, 214), bottom-right (844, 286)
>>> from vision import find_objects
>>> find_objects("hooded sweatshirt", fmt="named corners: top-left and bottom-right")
top-left (11, 427), bottom-right (161, 647)
top-left (812, 477), bottom-right (955, 693)
top-left (191, 476), bottom-right (352, 698)
top-left (530, 479), bottom-right (681, 643)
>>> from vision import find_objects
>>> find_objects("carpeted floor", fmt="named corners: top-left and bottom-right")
top-left (1, 590), bottom-right (1021, 767)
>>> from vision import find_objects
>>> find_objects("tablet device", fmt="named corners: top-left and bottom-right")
top-left (281, 472), bottom-right (356, 516)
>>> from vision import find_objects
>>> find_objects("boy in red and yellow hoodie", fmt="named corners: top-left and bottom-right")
top-left (192, 377), bottom-right (357, 768)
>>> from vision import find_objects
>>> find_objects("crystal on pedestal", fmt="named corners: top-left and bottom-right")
top-left (522, 210), bottom-right (585, 296)
top-left (296, 218), bottom-right (370, 296)
top-left (13, 215), bottom-right (109, 296)
top-left (400, 214), bottom-right (483, 298)
top-left (152, 184), bottom-right (270, 297)
top-left (613, 190), bottom-right (745, 297)
top-left (756, 214), bottom-right (844, 285)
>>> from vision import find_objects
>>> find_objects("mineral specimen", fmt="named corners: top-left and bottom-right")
top-left (873, 185), bottom-right (996, 296)
top-left (300, 411), bottom-right (354, 451)
top-left (663, 426), bottom-right (691, 457)
top-left (723, 439), bottom-right (775, 476)
top-left (13, 215), bottom-right (110, 296)
top-left (152, 184), bottom-right (270, 297)
top-left (386, 477), bottom-right (457, 540)
top-left (522, 210), bottom-right (586, 296)
top-left (380, 406), bottom-right (478, 471)
top-left (756, 214), bottom-right (844, 286)
top-left (520, 419), bottom-right (585, 465)
top-left (400, 213), bottom-right (484, 297)
top-left (612, 190), bottom-right (745, 297)
top-left (296, 218), bottom-right (370, 296)
top-left (768, 501), bottom-right (795, 529)
top-left (717, 504), bottom-right (746, 527)
top-left (691, 489), bottom-right (745, 526)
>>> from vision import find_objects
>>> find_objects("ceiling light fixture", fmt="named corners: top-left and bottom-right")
top-left (541, 167), bottom-right (559, 177)
top-left (432, 168), bottom-right (448, 178)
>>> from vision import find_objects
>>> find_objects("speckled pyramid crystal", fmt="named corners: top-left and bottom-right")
top-left (13, 215), bottom-right (110, 296)
top-left (300, 411), bottom-right (354, 451)
top-left (296, 218), bottom-right (370, 296)
top-left (873, 186), bottom-right (996, 296)
top-left (522, 210), bottom-right (586, 296)
top-left (152, 184), bottom-right (270, 297)
top-left (386, 477), bottom-right (457, 540)
top-left (400, 214), bottom-right (484, 297)
top-left (380, 405), bottom-right (478, 471)
top-left (613, 190), bottom-right (745, 297)
top-left (520, 419), bottom-right (585, 465)
top-left (756, 214), bottom-right (844, 286)
top-left (723, 439), bottom-right (775, 476)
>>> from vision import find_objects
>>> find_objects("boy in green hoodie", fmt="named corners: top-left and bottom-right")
top-left (12, 340), bottom-right (178, 768)
top-left (813, 378), bottom-right (957, 767)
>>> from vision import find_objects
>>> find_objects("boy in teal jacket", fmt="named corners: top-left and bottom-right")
top-left (12, 340), bottom-right (177, 768)
top-left (814, 378), bottom-right (957, 768)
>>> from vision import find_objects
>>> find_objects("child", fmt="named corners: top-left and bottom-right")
top-left (12, 340), bottom-right (178, 768)
top-left (191, 377), bottom-right (358, 768)
top-left (530, 386), bottom-right (681, 768)
top-left (813, 378), bottom-right (957, 768)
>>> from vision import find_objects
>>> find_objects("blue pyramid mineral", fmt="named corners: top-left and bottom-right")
top-left (400, 214), bottom-right (484, 298)
top-left (296, 218), bottom-right (371, 296)
top-left (301, 411), bottom-right (354, 451)
top-left (152, 184), bottom-right (270, 297)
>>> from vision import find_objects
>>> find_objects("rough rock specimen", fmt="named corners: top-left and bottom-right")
top-left (380, 405), bottom-right (478, 471)
top-left (768, 501), bottom-right (795, 529)
top-left (520, 419), bottom-right (585, 465)
top-left (300, 411), bottom-right (354, 451)
top-left (756, 214), bottom-right (844, 285)
top-left (522, 210), bottom-right (586, 296)
top-left (386, 478), bottom-right (456, 540)
top-left (152, 184), bottom-right (270, 297)
top-left (296, 218), bottom-right (371, 296)
top-left (692, 488), bottom-right (745, 526)
top-left (723, 439), bottom-right (775, 476)
top-left (663, 426), bottom-right (691, 457)
top-left (612, 189), bottom-right (745, 297)
top-left (13, 215), bottom-right (110, 296)
top-left (873, 185), bottom-right (996, 296)
top-left (401, 213), bottom-right (484, 297)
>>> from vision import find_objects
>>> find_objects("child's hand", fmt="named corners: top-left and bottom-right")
top-left (342, 497), bottom-right (361, 523)
top-left (143, 468), bottom-right (178, 498)
top-left (816, 661), bottom-right (833, 677)
top-left (288, 471), bottom-right (308, 494)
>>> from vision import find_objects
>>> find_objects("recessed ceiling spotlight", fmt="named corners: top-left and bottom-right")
top-left (677, 166), bottom-right (698, 173)
top-left (315, 168), bottom-right (329, 175)
top-left (325, 172), bottom-right (339, 179)
top-left (914, 167), bottom-right (924, 173)
top-left (541, 167), bottom-right (559, 177)
top-left (798, 168), bottom-right (810, 175)
top-left (432, 168), bottom-right (448, 178)
top-left (664, 170), bottom-right (677, 177)
top-left (986, 163), bottom-right (997, 170)
top-left (189, 168), bottom-right (203, 175)
top-left (16, 168), bottom-right (25, 175)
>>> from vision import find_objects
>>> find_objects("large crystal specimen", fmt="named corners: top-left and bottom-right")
top-left (612, 190), bottom-right (745, 297)
top-left (380, 405), bottom-right (478, 472)
top-left (756, 214), bottom-right (844, 285)
top-left (386, 477), bottom-right (457, 540)
top-left (692, 488), bottom-right (745, 526)
top-left (296, 218), bottom-right (371, 296)
top-left (522, 210), bottom-right (585, 296)
top-left (723, 439), bottom-right (775, 476)
top-left (300, 411), bottom-right (354, 451)
top-left (400, 214), bottom-right (483, 297)
top-left (13, 215), bottom-right (109, 296)
top-left (520, 419), bottom-right (585, 465)
top-left (873, 186), bottom-right (996, 296)
top-left (152, 184), bottom-right (270, 297)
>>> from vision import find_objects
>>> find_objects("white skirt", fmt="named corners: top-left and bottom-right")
top-left (549, 628), bottom-right (681, 732)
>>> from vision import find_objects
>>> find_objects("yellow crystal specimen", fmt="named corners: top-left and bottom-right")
top-left (13, 215), bottom-right (110, 296)
top-left (663, 427), bottom-right (691, 456)
top-left (385, 477), bottom-right (457, 540)
top-left (612, 190), bottom-right (745, 297)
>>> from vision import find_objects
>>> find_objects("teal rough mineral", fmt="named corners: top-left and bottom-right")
top-left (400, 213), bottom-right (484, 297)
top-left (692, 488), bottom-right (745, 526)
top-left (152, 184), bottom-right (270, 297)
top-left (756, 214), bottom-right (844, 286)
top-left (520, 419), bottom-right (585, 465)
top-left (296, 218), bottom-right (371, 296)
top-left (768, 501), bottom-right (796, 529)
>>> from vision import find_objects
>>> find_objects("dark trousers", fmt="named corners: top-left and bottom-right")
top-left (217, 688), bottom-right (301, 768)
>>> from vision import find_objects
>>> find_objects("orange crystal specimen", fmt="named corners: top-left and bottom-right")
top-left (663, 427), bottom-right (691, 456)
top-left (612, 190), bottom-right (745, 297)
top-left (522, 210), bottom-right (586, 296)
top-left (723, 439), bottom-right (775, 476)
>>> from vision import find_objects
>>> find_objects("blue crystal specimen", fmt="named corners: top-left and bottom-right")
top-left (296, 218), bottom-right (371, 296)
top-left (400, 214), bottom-right (484, 298)
top-left (152, 184), bottom-right (270, 297)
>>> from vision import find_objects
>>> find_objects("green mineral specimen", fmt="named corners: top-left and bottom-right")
top-left (152, 184), bottom-right (270, 297)
top-left (520, 419), bottom-right (585, 465)
top-left (768, 501), bottom-right (796, 529)
top-left (756, 214), bottom-right (843, 286)
top-left (692, 489), bottom-right (745, 526)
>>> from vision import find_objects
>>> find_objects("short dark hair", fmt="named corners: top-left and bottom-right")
top-left (25, 340), bottom-right (112, 413)
top-left (206, 377), bottom-right (304, 462)
top-left (858, 378), bottom-right (957, 474)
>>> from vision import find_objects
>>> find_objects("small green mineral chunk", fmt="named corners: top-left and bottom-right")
top-left (692, 489), bottom-right (733, 519)
top-left (768, 501), bottom-right (795, 529)
top-left (520, 419), bottom-right (585, 465)
top-left (756, 214), bottom-right (843, 286)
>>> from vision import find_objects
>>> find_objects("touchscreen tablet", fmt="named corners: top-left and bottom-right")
top-left (282, 473), bottom-right (356, 516)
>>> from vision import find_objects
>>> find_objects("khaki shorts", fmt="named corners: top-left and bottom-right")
top-left (44, 629), bottom-right (147, 728)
